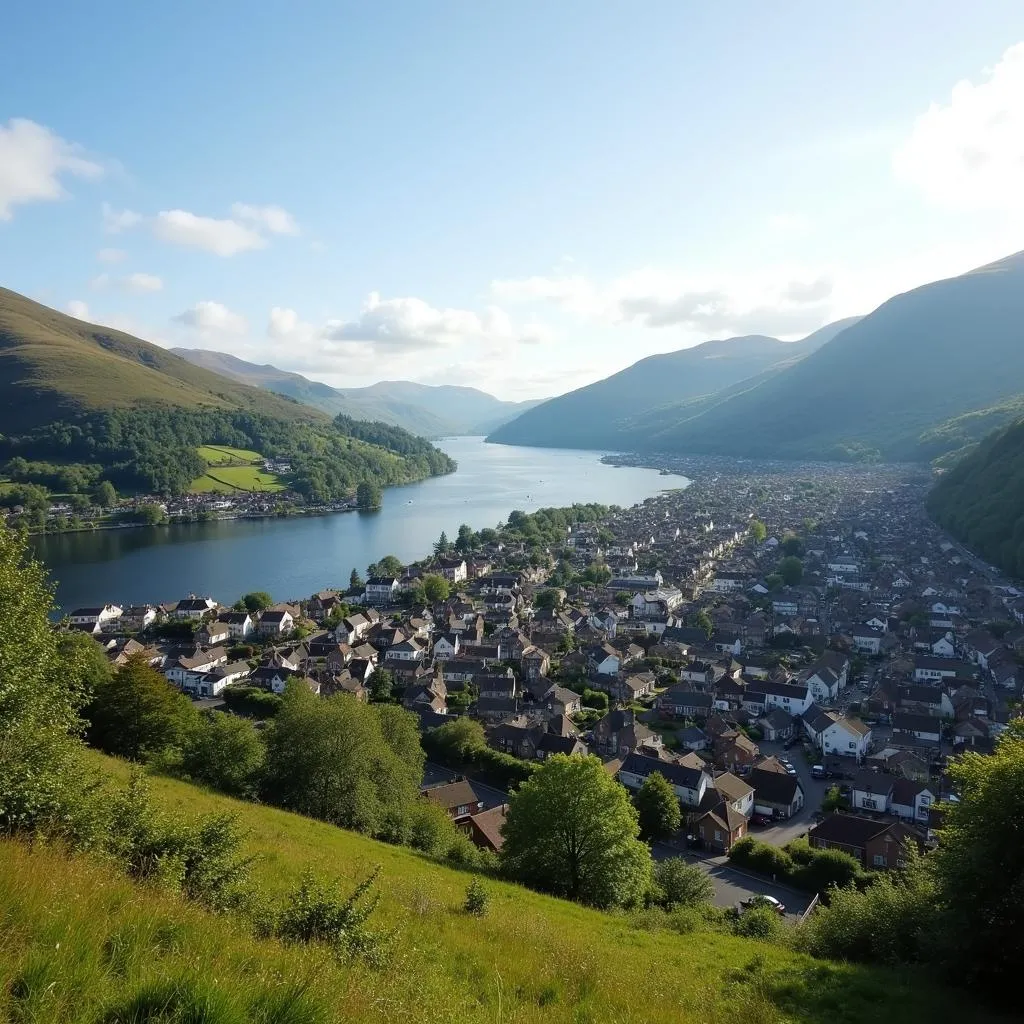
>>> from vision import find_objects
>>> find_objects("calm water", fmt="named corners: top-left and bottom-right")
top-left (31, 438), bottom-right (688, 612)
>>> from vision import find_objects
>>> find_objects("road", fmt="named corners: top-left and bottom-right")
top-left (750, 739), bottom-right (828, 847)
top-left (651, 843), bottom-right (811, 921)
top-left (421, 761), bottom-right (511, 810)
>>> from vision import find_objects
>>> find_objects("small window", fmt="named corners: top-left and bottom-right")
top-left (714, 830), bottom-right (723, 842)
top-left (872, 854), bottom-right (885, 867)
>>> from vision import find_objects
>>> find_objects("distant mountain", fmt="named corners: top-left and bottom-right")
top-left (633, 252), bottom-right (1024, 462)
top-left (171, 349), bottom-right (540, 436)
top-left (486, 318), bottom-right (859, 449)
top-left (928, 415), bottom-right (1024, 576)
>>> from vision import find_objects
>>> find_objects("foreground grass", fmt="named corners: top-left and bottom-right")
top-left (1, 753), bottom-right (983, 1024)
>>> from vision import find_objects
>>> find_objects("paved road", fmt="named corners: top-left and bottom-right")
top-left (651, 843), bottom-right (810, 920)
top-left (421, 761), bottom-right (510, 810)
top-left (751, 739), bottom-right (828, 847)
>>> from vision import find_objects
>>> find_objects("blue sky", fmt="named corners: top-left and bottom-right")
top-left (2, 2), bottom-right (1023, 399)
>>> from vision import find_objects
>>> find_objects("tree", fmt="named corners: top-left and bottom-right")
top-left (355, 481), bottom-right (382, 509)
top-left (0, 524), bottom-right (96, 832)
top-left (237, 591), bottom-right (273, 613)
top-left (86, 653), bottom-right (198, 761)
top-left (455, 523), bottom-right (476, 553)
top-left (367, 668), bottom-right (396, 703)
top-left (778, 556), bottom-right (804, 586)
top-left (501, 754), bottom-right (652, 908)
top-left (781, 534), bottom-right (804, 557)
top-left (423, 717), bottom-right (487, 765)
top-left (422, 574), bottom-right (450, 603)
top-left (349, 568), bottom-right (364, 591)
top-left (92, 480), bottom-right (117, 508)
top-left (260, 685), bottom-right (424, 839)
top-left (654, 857), bottom-right (714, 909)
top-left (765, 573), bottom-right (784, 591)
top-left (434, 531), bottom-right (452, 556)
top-left (686, 609), bottom-right (714, 638)
top-left (534, 588), bottom-right (563, 611)
top-left (368, 555), bottom-right (402, 578)
top-left (134, 502), bottom-right (166, 525)
top-left (180, 711), bottom-right (265, 798)
top-left (822, 785), bottom-right (848, 812)
top-left (633, 771), bottom-right (682, 841)
top-left (748, 519), bottom-right (767, 544)
top-left (931, 721), bottom-right (1024, 994)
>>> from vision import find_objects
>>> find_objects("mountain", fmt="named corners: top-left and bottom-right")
top-left (630, 252), bottom-right (1024, 462)
top-left (171, 349), bottom-right (540, 436)
top-left (0, 288), bottom-right (454, 499)
top-left (928, 416), bottom-right (1024, 576)
top-left (486, 318), bottom-right (859, 449)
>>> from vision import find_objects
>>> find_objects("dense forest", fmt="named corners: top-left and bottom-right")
top-left (0, 408), bottom-right (456, 500)
top-left (928, 416), bottom-right (1024, 577)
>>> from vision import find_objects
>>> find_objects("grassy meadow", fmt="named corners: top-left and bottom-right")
top-left (189, 446), bottom-right (286, 494)
top-left (0, 751), bottom-right (993, 1024)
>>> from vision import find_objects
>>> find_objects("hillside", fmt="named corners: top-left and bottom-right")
top-left (631, 252), bottom-right (1024, 462)
top-left (0, 288), bottom-right (455, 499)
top-left (487, 319), bottom-right (858, 449)
top-left (0, 750), bottom-right (991, 1024)
top-left (928, 416), bottom-right (1024, 576)
top-left (172, 348), bottom-right (540, 436)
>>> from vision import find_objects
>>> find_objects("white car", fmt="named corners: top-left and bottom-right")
top-left (739, 894), bottom-right (786, 915)
top-left (779, 759), bottom-right (798, 776)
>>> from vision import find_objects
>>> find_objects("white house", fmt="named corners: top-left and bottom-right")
top-left (222, 612), bottom-right (254, 639)
top-left (173, 597), bottom-right (218, 621)
top-left (631, 587), bottom-right (684, 618)
top-left (364, 576), bottom-right (400, 606)
top-left (890, 780), bottom-right (936, 824)
top-left (851, 626), bottom-right (883, 655)
top-left (432, 633), bottom-right (461, 660)
top-left (384, 638), bottom-right (425, 662)
top-left (165, 646), bottom-right (228, 688)
top-left (618, 752), bottom-right (711, 808)
top-left (69, 604), bottom-right (123, 628)
top-left (761, 680), bottom-right (812, 716)
top-left (707, 574), bottom-right (748, 594)
top-left (587, 644), bottom-right (621, 676)
top-left (802, 665), bottom-right (842, 705)
top-left (258, 610), bottom-right (294, 636)
top-left (851, 773), bottom-right (893, 813)
top-left (803, 704), bottom-right (872, 757)
top-left (186, 660), bottom-right (251, 698)
top-left (913, 657), bottom-right (962, 684)
top-left (827, 556), bottom-right (860, 574)
top-left (930, 633), bottom-right (955, 658)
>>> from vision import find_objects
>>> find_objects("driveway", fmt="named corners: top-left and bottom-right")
top-left (749, 739), bottom-right (828, 847)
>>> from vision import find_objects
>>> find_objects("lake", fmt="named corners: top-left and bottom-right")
top-left (30, 437), bottom-right (688, 612)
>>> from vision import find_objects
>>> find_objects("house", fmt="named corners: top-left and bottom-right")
top-left (656, 686), bottom-right (713, 719)
top-left (258, 609), bottom-right (294, 637)
top-left (436, 557), bottom-right (468, 583)
top-left (802, 705), bottom-right (872, 757)
top-left (912, 656), bottom-right (963, 684)
top-left (618, 752), bottom-right (711, 808)
top-left (851, 626), bottom-right (884, 655)
top-left (69, 604), bottom-right (123, 628)
top-left (586, 643), bottom-right (621, 676)
top-left (467, 804), bottom-right (508, 852)
top-left (962, 629), bottom-right (1001, 669)
top-left (543, 684), bottom-right (582, 716)
top-left (521, 646), bottom-right (550, 681)
top-left (173, 597), bottom-right (217, 621)
top-left (889, 779), bottom-right (936, 824)
top-left (423, 779), bottom-right (484, 823)
top-left (121, 605), bottom-right (158, 630)
top-left (761, 679), bottom-right (812, 716)
top-left (432, 632), bottom-right (461, 660)
top-left (592, 709), bottom-right (661, 758)
top-left (364, 576), bottom-right (400, 606)
top-left (757, 708), bottom-right (795, 742)
top-left (221, 611), bottom-right (254, 639)
top-left (710, 630), bottom-right (742, 656)
top-left (808, 814), bottom-right (921, 869)
top-left (200, 620), bottom-right (231, 646)
top-left (892, 712), bottom-right (943, 744)
top-left (696, 802), bottom-right (748, 853)
top-left (631, 587), bottom-right (684, 618)
top-left (190, 660), bottom-right (251, 698)
top-left (536, 732), bottom-right (588, 759)
top-left (712, 771), bottom-right (755, 818)
top-left (384, 637), bottom-right (426, 663)
top-left (164, 646), bottom-right (228, 688)
top-left (714, 731), bottom-right (759, 771)
top-left (748, 762), bottom-right (804, 819)
top-left (850, 771), bottom-right (894, 813)
top-left (801, 664), bottom-right (842, 705)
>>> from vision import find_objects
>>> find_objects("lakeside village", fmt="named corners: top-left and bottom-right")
top-left (67, 456), bottom-right (1023, 901)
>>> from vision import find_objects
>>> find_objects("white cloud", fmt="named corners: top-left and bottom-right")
top-left (492, 268), bottom-right (834, 338)
top-left (267, 306), bottom-right (317, 344)
top-left (101, 202), bottom-right (141, 234)
top-left (97, 247), bottom-right (127, 263)
top-left (90, 271), bottom-right (163, 293)
top-left (323, 292), bottom-right (549, 352)
top-left (154, 209), bottom-right (266, 256)
top-left (173, 300), bottom-right (247, 335)
top-left (67, 300), bottom-right (90, 320)
top-left (767, 212), bottom-right (811, 235)
top-left (0, 118), bottom-right (102, 220)
top-left (231, 203), bottom-right (300, 235)
top-left (894, 41), bottom-right (1024, 211)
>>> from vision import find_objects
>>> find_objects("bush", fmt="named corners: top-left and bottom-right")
top-left (274, 868), bottom-right (386, 965)
top-left (730, 837), bottom-right (795, 880)
top-left (179, 711), bottom-right (265, 798)
top-left (222, 685), bottom-right (283, 719)
top-left (732, 904), bottom-right (785, 941)
top-left (795, 847), bottom-right (863, 894)
top-left (653, 858), bottom-right (714, 910)
top-left (464, 877), bottom-right (489, 917)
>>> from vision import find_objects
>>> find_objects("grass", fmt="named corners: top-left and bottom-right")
top-left (190, 447), bottom-right (286, 493)
top-left (11, 751), bottom-right (991, 1024)
top-left (197, 445), bottom-right (265, 466)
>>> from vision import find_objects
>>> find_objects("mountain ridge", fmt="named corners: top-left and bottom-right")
top-left (171, 348), bottom-right (541, 437)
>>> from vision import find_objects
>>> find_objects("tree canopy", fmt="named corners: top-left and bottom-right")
top-left (501, 754), bottom-right (651, 908)
top-left (633, 771), bottom-right (682, 841)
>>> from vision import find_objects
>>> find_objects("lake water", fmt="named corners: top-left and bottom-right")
top-left (31, 438), bottom-right (688, 612)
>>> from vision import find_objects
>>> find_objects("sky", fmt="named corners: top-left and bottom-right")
top-left (2, 2), bottom-right (1023, 401)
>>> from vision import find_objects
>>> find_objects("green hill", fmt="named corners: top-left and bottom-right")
top-left (0, 750), bottom-right (995, 1024)
top-left (487, 319), bottom-right (859, 449)
top-left (172, 348), bottom-right (541, 436)
top-left (631, 252), bottom-right (1024, 462)
top-left (928, 415), bottom-right (1024, 576)
top-left (0, 288), bottom-right (454, 500)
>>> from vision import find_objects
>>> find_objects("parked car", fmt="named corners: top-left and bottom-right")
top-left (739, 894), bottom-right (786, 915)
top-left (810, 764), bottom-right (827, 779)
top-left (779, 759), bottom-right (797, 776)
top-left (750, 813), bottom-right (772, 827)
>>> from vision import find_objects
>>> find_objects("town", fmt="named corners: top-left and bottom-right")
top-left (68, 458), bottom-right (1021, 916)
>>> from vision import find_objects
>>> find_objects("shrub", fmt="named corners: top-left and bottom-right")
top-left (796, 847), bottom-right (863, 894)
top-left (653, 857), bottom-right (714, 909)
top-left (275, 868), bottom-right (386, 965)
top-left (464, 877), bottom-right (489, 917)
top-left (732, 904), bottom-right (785, 941)
top-left (730, 837), bottom-right (794, 880)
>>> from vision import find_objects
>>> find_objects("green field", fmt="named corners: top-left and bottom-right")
top-left (8, 752), bottom-right (988, 1024)
top-left (190, 445), bottom-right (286, 493)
